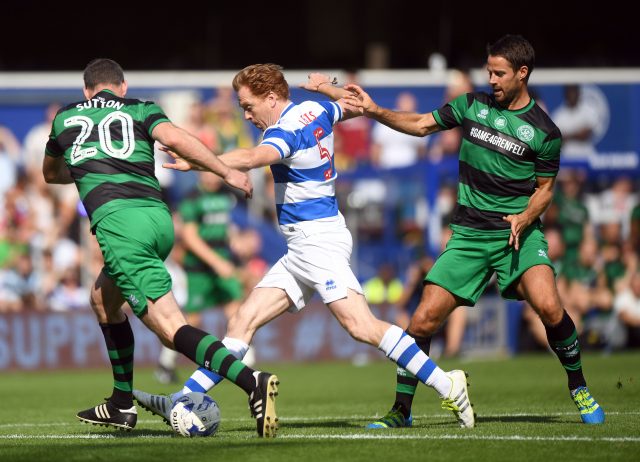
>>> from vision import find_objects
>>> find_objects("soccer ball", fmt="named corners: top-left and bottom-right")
top-left (170, 392), bottom-right (221, 437)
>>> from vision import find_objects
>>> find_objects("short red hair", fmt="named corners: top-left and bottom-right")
top-left (232, 63), bottom-right (290, 100)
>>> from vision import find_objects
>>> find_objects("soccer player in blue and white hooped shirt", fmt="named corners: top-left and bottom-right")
top-left (136, 64), bottom-right (474, 430)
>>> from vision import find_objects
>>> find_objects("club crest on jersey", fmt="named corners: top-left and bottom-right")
top-left (516, 124), bottom-right (535, 142)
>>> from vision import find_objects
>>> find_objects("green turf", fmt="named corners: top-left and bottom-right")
top-left (1, 352), bottom-right (638, 461)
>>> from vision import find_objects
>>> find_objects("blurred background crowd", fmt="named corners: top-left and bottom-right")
top-left (0, 69), bottom-right (638, 358)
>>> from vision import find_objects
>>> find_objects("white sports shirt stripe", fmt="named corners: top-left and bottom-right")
top-left (260, 100), bottom-right (344, 236)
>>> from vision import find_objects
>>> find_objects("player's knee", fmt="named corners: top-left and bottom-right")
top-left (408, 313), bottom-right (440, 337)
top-left (89, 293), bottom-right (108, 322)
top-left (539, 306), bottom-right (564, 326)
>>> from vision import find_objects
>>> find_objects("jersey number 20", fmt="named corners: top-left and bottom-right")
top-left (64, 111), bottom-right (135, 164)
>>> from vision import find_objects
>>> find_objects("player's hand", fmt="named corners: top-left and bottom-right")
top-left (300, 73), bottom-right (337, 92)
top-left (343, 84), bottom-right (377, 117)
top-left (223, 168), bottom-right (253, 199)
top-left (502, 213), bottom-right (531, 251)
top-left (160, 146), bottom-right (201, 171)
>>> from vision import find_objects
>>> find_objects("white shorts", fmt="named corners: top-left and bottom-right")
top-left (255, 226), bottom-right (363, 312)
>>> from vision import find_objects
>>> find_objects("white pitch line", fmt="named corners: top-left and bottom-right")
top-left (0, 434), bottom-right (168, 439)
top-left (1, 433), bottom-right (639, 443)
top-left (281, 434), bottom-right (640, 443)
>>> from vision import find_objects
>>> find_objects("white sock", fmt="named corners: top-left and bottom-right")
top-left (222, 337), bottom-right (250, 359)
top-left (379, 325), bottom-right (451, 397)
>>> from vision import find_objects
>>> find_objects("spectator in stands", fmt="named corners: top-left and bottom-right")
top-left (549, 169), bottom-right (593, 267)
top-left (599, 222), bottom-right (627, 293)
top-left (363, 262), bottom-right (404, 306)
top-left (613, 269), bottom-right (640, 348)
top-left (0, 124), bottom-right (21, 164)
top-left (371, 92), bottom-right (427, 169)
top-left (0, 253), bottom-right (38, 312)
top-left (369, 92), bottom-right (428, 239)
top-left (428, 69), bottom-right (474, 161)
top-left (331, 70), bottom-right (371, 170)
top-left (0, 125), bottom-right (20, 216)
top-left (22, 102), bottom-right (62, 178)
top-left (34, 248), bottom-right (59, 310)
top-left (207, 86), bottom-right (254, 152)
top-left (21, 104), bottom-right (79, 240)
top-left (48, 265), bottom-right (89, 311)
top-left (183, 100), bottom-right (219, 152)
top-left (563, 237), bottom-right (613, 333)
top-left (551, 84), bottom-right (599, 161)
top-left (590, 176), bottom-right (637, 239)
top-left (230, 227), bottom-right (268, 295)
top-left (629, 203), bottom-right (640, 255)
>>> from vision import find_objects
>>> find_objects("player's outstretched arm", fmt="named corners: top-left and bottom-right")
top-left (152, 122), bottom-right (252, 198)
top-left (300, 73), bottom-right (361, 120)
top-left (344, 84), bottom-right (440, 137)
top-left (218, 144), bottom-right (282, 171)
top-left (300, 73), bottom-right (346, 100)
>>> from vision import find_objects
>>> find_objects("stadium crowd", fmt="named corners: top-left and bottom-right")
top-left (0, 81), bottom-right (638, 354)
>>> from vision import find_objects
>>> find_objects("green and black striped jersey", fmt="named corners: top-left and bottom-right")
top-left (46, 89), bottom-right (169, 226)
top-left (179, 185), bottom-right (236, 272)
top-left (433, 91), bottom-right (562, 235)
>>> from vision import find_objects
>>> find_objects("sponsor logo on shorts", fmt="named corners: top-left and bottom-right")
top-left (538, 249), bottom-right (548, 258)
top-left (128, 294), bottom-right (139, 306)
top-left (325, 279), bottom-right (337, 291)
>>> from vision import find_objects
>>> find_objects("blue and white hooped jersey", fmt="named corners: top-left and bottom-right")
top-left (260, 100), bottom-right (345, 237)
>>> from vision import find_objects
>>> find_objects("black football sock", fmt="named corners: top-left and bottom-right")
top-left (173, 325), bottom-right (256, 394)
top-left (100, 317), bottom-right (135, 409)
top-left (544, 310), bottom-right (587, 390)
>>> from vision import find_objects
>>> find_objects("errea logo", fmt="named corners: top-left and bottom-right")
top-left (477, 108), bottom-right (489, 119)
top-left (325, 279), bottom-right (337, 290)
top-left (517, 124), bottom-right (535, 142)
top-left (128, 294), bottom-right (139, 306)
top-left (538, 249), bottom-right (548, 258)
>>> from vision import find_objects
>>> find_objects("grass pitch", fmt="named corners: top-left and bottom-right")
top-left (1, 351), bottom-right (638, 461)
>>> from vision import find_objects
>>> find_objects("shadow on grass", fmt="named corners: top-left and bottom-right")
top-left (279, 420), bottom-right (363, 429)
top-left (406, 415), bottom-right (562, 428)
top-left (476, 415), bottom-right (562, 424)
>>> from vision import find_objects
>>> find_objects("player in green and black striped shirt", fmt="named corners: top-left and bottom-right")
top-left (340, 35), bottom-right (604, 427)
top-left (43, 58), bottom-right (280, 437)
top-left (154, 172), bottom-right (245, 384)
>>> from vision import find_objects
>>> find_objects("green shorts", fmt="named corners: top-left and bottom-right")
top-left (426, 224), bottom-right (554, 306)
top-left (185, 271), bottom-right (243, 313)
top-left (95, 206), bottom-right (174, 317)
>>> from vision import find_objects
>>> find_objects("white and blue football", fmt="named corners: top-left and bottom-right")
top-left (170, 392), bottom-right (221, 437)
